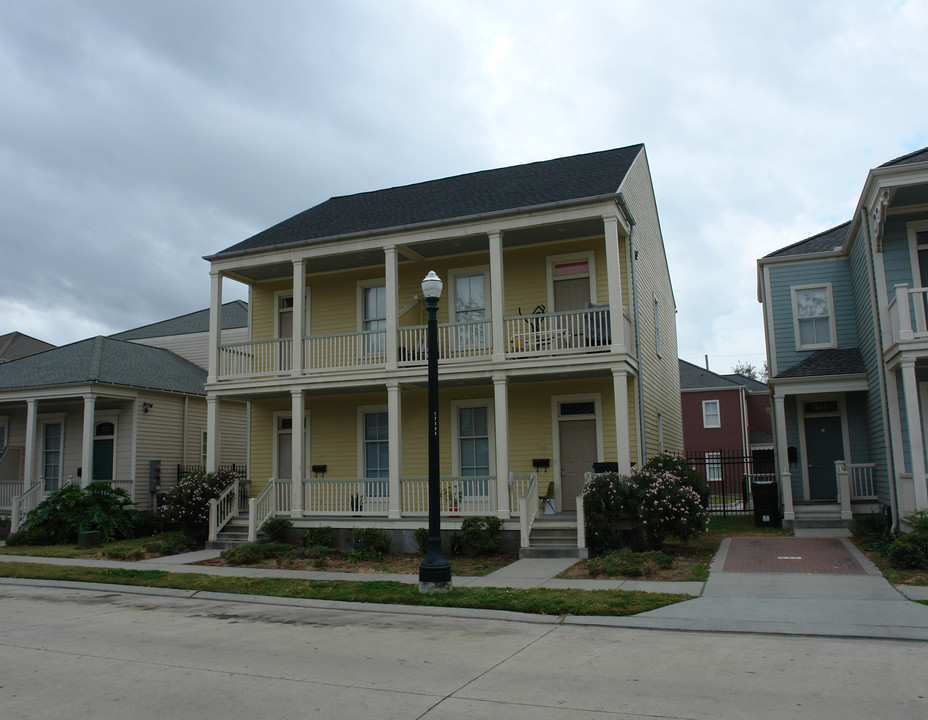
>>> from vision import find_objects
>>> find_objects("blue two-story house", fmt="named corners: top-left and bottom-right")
top-left (758, 146), bottom-right (928, 530)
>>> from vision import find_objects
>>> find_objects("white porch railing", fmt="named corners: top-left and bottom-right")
top-left (398, 320), bottom-right (493, 365)
top-left (104, 479), bottom-right (134, 497)
top-left (508, 473), bottom-right (537, 517)
top-left (219, 338), bottom-right (292, 378)
top-left (0, 480), bottom-right (22, 515)
top-left (248, 479), bottom-right (277, 542)
top-left (892, 284), bottom-right (928, 341)
top-left (274, 478), bottom-right (291, 513)
top-left (505, 306), bottom-right (614, 357)
top-left (401, 477), bottom-right (496, 515)
top-left (10, 482), bottom-right (42, 534)
top-left (305, 330), bottom-right (387, 371)
top-left (207, 477), bottom-right (240, 543)
top-left (303, 478), bottom-right (390, 515)
top-left (518, 474), bottom-right (540, 548)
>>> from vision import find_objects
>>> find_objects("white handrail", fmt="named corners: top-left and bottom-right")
top-left (576, 492), bottom-right (587, 551)
top-left (207, 478), bottom-right (239, 543)
top-left (10, 482), bottom-right (42, 534)
top-left (248, 479), bottom-right (277, 542)
top-left (518, 473), bottom-right (539, 548)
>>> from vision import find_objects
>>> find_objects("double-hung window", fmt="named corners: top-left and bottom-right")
top-left (702, 400), bottom-right (720, 428)
top-left (42, 421), bottom-right (63, 492)
top-left (362, 411), bottom-right (389, 479)
top-left (453, 272), bottom-right (487, 350)
top-left (792, 284), bottom-right (835, 350)
top-left (361, 284), bottom-right (386, 357)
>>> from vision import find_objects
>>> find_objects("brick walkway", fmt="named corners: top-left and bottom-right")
top-left (722, 537), bottom-right (866, 575)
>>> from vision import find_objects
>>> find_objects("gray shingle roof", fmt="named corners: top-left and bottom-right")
top-left (880, 146), bottom-right (928, 167)
top-left (212, 145), bottom-right (644, 257)
top-left (679, 359), bottom-right (742, 390)
top-left (0, 331), bottom-right (55, 362)
top-left (0, 336), bottom-right (206, 395)
top-left (111, 300), bottom-right (248, 341)
top-left (764, 222), bottom-right (850, 259)
top-left (775, 348), bottom-right (866, 379)
top-left (721, 373), bottom-right (769, 392)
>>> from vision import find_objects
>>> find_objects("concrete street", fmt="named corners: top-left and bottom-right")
top-left (1, 581), bottom-right (927, 720)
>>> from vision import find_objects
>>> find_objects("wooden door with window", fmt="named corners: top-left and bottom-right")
top-left (559, 419), bottom-right (596, 511)
top-left (554, 273), bottom-right (591, 349)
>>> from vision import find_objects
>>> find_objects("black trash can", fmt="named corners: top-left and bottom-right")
top-left (751, 479), bottom-right (780, 527)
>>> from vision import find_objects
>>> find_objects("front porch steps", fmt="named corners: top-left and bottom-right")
top-left (520, 516), bottom-right (584, 559)
top-left (791, 503), bottom-right (852, 530)
top-left (206, 516), bottom-right (267, 550)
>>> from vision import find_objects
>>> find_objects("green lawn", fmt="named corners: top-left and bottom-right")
top-left (0, 561), bottom-right (689, 617)
top-left (0, 532), bottom-right (191, 559)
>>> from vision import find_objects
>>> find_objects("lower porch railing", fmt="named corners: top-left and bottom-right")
top-left (248, 480), bottom-right (277, 542)
top-left (518, 474), bottom-right (540, 548)
top-left (207, 477), bottom-right (240, 543)
top-left (0, 479), bottom-right (22, 515)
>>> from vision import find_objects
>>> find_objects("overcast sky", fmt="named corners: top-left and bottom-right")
top-left (2, 0), bottom-right (926, 374)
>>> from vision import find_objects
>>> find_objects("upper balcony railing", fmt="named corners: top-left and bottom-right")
top-left (216, 306), bottom-right (630, 381)
top-left (891, 284), bottom-right (928, 344)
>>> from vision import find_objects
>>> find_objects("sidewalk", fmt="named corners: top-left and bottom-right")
top-left (2, 537), bottom-right (928, 640)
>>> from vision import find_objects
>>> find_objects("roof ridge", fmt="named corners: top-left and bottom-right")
top-left (88, 336), bottom-right (105, 380)
top-left (764, 220), bottom-right (851, 258)
top-left (879, 145), bottom-right (928, 167)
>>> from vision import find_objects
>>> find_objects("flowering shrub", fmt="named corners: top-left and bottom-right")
top-left (583, 453), bottom-right (709, 553)
top-left (160, 469), bottom-right (239, 542)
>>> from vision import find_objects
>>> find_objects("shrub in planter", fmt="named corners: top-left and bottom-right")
top-left (460, 515), bottom-right (503, 555)
top-left (261, 517), bottom-right (293, 543)
top-left (414, 527), bottom-right (429, 554)
top-left (159, 469), bottom-right (239, 543)
top-left (303, 526), bottom-right (337, 549)
top-left (353, 527), bottom-right (391, 555)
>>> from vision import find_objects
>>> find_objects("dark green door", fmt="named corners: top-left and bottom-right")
top-left (804, 416), bottom-right (843, 500)
top-left (92, 438), bottom-right (114, 481)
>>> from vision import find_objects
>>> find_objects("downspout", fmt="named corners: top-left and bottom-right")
top-left (617, 193), bottom-right (647, 463)
top-left (861, 206), bottom-right (900, 532)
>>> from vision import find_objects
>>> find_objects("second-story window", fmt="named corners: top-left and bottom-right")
top-left (792, 284), bottom-right (835, 350)
top-left (362, 285), bottom-right (386, 356)
top-left (703, 399), bottom-right (720, 428)
top-left (453, 272), bottom-right (487, 350)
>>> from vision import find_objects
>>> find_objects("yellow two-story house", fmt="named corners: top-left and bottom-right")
top-left (203, 145), bottom-right (682, 550)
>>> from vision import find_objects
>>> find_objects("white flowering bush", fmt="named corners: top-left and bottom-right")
top-left (160, 469), bottom-right (239, 542)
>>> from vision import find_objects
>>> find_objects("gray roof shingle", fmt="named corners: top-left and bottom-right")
top-left (212, 145), bottom-right (644, 257)
top-left (721, 373), bottom-right (769, 392)
top-left (111, 300), bottom-right (248, 341)
top-left (0, 336), bottom-right (206, 395)
top-left (775, 348), bottom-right (866, 379)
top-left (679, 359), bottom-right (742, 390)
top-left (764, 222), bottom-right (850, 259)
top-left (880, 146), bottom-right (928, 167)
top-left (0, 331), bottom-right (55, 362)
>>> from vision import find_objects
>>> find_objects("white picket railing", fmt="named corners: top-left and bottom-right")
top-left (401, 477), bottom-right (496, 515)
top-left (893, 284), bottom-right (928, 341)
top-left (518, 474), bottom-right (540, 548)
top-left (505, 306), bottom-right (612, 357)
top-left (303, 478), bottom-right (390, 515)
top-left (398, 320), bottom-right (493, 365)
top-left (305, 330), bottom-right (387, 371)
top-left (848, 463), bottom-right (877, 500)
top-left (207, 477), bottom-right (240, 543)
top-left (508, 473), bottom-right (536, 518)
top-left (10, 482), bottom-right (42, 534)
top-left (274, 478), bottom-right (292, 513)
top-left (219, 338), bottom-right (292, 378)
top-left (248, 479), bottom-right (277, 542)
top-left (0, 480), bottom-right (22, 514)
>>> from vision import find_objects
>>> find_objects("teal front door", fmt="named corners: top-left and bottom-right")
top-left (92, 438), bottom-right (114, 482)
top-left (804, 416), bottom-right (843, 500)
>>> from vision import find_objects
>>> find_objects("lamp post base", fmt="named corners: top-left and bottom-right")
top-left (418, 555), bottom-right (452, 594)
top-left (418, 579), bottom-right (452, 594)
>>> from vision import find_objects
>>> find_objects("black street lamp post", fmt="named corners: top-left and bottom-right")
top-left (418, 270), bottom-right (452, 593)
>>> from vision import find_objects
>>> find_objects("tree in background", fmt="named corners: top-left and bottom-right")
top-left (731, 360), bottom-right (768, 382)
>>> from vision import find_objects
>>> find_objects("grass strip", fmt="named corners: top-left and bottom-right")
top-left (0, 561), bottom-right (689, 617)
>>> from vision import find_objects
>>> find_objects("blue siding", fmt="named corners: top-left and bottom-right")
top-left (768, 258), bottom-right (857, 373)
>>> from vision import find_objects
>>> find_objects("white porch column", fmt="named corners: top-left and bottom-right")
top-left (603, 216), bottom-right (625, 353)
top-left (80, 394), bottom-right (95, 488)
top-left (290, 389), bottom-right (304, 517)
top-left (24, 399), bottom-right (37, 491)
top-left (489, 232), bottom-right (506, 362)
top-left (900, 359), bottom-right (928, 509)
top-left (387, 381), bottom-right (402, 517)
top-left (208, 270), bottom-right (222, 383)
top-left (774, 394), bottom-right (795, 521)
top-left (206, 395), bottom-right (220, 472)
top-left (493, 375), bottom-right (510, 517)
top-left (385, 246), bottom-right (399, 371)
top-left (612, 368), bottom-right (632, 474)
top-left (291, 259), bottom-right (306, 376)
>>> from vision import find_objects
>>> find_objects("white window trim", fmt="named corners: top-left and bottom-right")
top-left (906, 219), bottom-right (928, 289)
top-left (791, 282), bottom-right (837, 351)
top-left (39, 413), bottom-right (67, 491)
top-left (449, 266), bottom-right (491, 323)
top-left (705, 451), bottom-right (722, 482)
top-left (356, 279), bottom-right (386, 332)
top-left (546, 251), bottom-right (597, 312)
top-left (450, 398), bottom-right (496, 477)
top-left (357, 405), bottom-right (389, 479)
top-left (702, 399), bottom-right (721, 428)
top-left (550, 393), bottom-right (605, 511)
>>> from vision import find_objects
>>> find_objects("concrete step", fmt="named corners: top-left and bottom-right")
top-left (792, 514), bottom-right (851, 529)
top-left (519, 546), bottom-right (582, 559)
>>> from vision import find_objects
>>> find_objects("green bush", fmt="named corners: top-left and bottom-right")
top-left (587, 548), bottom-right (674, 578)
top-left (414, 527), bottom-right (429, 554)
top-left (906, 510), bottom-right (928, 536)
top-left (353, 527), bottom-right (391, 555)
top-left (127, 509), bottom-right (166, 538)
top-left (450, 532), bottom-right (464, 555)
top-left (221, 542), bottom-right (294, 565)
top-left (581, 473), bottom-right (644, 554)
top-left (6, 482), bottom-right (135, 546)
top-left (461, 516), bottom-right (503, 555)
top-left (261, 517), bottom-right (293, 543)
top-left (303, 526), bottom-right (337, 549)
top-left (887, 533), bottom-right (928, 569)
top-left (159, 469), bottom-right (240, 542)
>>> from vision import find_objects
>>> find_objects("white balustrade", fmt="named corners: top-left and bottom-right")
top-left (305, 330), bottom-right (386, 371)
top-left (849, 463), bottom-right (876, 500)
top-left (518, 474), bottom-right (540, 548)
top-left (10, 482), bottom-right (42, 534)
top-left (207, 477), bottom-right (239, 543)
top-left (248, 480), bottom-right (277, 542)
top-left (219, 338), bottom-right (292, 378)
top-left (893, 285), bottom-right (928, 342)
top-left (508, 474), bottom-right (536, 517)
top-left (400, 477), bottom-right (496, 515)
top-left (505, 306), bottom-right (612, 357)
top-left (301, 478), bottom-right (390, 515)
top-left (398, 320), bottom-right (493, 365)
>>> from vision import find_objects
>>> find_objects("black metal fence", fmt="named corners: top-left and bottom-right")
top-left (175, 463), bottom-right (247, 483)
top-left (685, 450), bottom-right (775, 516)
